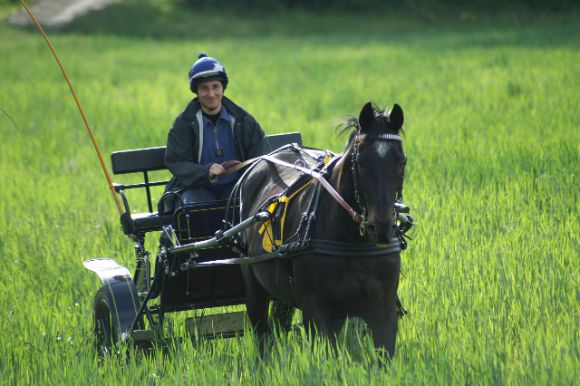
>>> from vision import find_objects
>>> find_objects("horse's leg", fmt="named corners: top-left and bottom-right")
top-left (325, 316), bottom-right (346, 348)
top-left (241, 266), bottom-right (270, 349)
top-left (269, 299), bottom-right (295, 332)
top-left (363, 297), bottom-right (398, 359)
top-left (301, 298), bottom-right (345, 347)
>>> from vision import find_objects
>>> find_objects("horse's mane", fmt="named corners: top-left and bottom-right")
top-left (336, 115), bottom-right (359, 138)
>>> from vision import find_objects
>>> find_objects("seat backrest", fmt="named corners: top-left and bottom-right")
top-left (111, 146), bottom-right (167, 175)
top-left (110, 146), bottom-right (169, 215)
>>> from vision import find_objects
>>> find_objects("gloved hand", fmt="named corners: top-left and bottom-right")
top-left (209, 163), bottom-right (225, 183)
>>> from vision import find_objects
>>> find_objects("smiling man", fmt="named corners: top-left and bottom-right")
top-left (161, 53), bottom-right (265, 212)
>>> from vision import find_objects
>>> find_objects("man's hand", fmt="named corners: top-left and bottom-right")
top-left (209, 163), bottom-right (225, 183)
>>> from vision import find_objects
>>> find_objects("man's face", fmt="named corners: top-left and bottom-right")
top-left (197, 80), bottom-right (223, 114)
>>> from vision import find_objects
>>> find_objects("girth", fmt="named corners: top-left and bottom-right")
top-left (308, 238), bottom-right (402, 258)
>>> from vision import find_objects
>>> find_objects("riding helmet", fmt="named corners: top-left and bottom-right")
top-left (188, 53), bottom-right (228, 93)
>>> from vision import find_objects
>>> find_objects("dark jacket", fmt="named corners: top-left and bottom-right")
top-left (163, 96), bottom-right (265, 198)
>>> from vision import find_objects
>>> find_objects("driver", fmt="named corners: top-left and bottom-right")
top-left (160, 53), bottom-right (265, 213)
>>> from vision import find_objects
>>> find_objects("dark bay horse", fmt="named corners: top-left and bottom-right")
top-left (238, 102), bottom-right (407, 357)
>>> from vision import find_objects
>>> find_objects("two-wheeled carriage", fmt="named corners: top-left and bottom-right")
top-left (85, 103), bottom-right (414, 357)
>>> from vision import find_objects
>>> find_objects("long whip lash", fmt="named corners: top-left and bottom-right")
top-left (20, 0), bottom-right (125, 216)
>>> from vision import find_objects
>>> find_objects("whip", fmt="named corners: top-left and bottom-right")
top-left (20, 0), bottom-right (125, 216)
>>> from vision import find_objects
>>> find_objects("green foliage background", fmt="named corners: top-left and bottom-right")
top-left (181, 0), bottom-right (578, 13)
top-left (0, 1), bottom-right (578, 384)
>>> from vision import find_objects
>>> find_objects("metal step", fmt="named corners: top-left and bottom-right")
top-left (132, 329), bottom-right (155, 343)
top-left (186, 311), bottom-right (246, 339)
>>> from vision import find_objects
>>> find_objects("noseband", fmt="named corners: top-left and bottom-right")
top-left (351, 131), bottom-right (407, 236)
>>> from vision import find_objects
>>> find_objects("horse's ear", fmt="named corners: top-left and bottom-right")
top-left (389, 104), bottom-right (404, 131)
top-left (358, 102), bottom-right (374, 132)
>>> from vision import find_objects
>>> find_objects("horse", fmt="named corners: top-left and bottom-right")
top-left (237, 102), bottom-right (407, 358)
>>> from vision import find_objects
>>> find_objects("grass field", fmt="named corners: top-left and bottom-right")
top-left (0, 1), bottom-right (578, 384)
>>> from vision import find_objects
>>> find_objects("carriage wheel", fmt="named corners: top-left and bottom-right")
top-left (93, 287), bottom-right (118, 356)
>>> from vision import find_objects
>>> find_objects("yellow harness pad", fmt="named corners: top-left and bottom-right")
top-left (259, 180), bottom-right (314, 252)
top-left (258, 153), bottom-right (334, 252)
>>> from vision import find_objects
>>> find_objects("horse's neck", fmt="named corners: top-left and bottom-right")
top-left (314, 155), bottom-right (363, 243)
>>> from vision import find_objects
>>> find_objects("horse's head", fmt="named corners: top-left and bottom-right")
top-left (349, 102), bottom-right (406, 245)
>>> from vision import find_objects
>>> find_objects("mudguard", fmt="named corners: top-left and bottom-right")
top-left (84, 258), bottom-right (141, 342)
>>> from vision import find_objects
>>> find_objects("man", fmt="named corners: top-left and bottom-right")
top-left (160, 53), bottom-right (265, 213)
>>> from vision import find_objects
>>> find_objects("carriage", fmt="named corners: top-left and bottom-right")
top-left (84, 103), bottom-right (414, 357)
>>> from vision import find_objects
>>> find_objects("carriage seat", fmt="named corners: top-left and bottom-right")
top-left (111, 146), bottom-right (172, 236)
top-left (110, 133), bottom-right (303, 237)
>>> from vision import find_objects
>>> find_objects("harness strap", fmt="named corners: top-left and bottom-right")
top-left (221, 147), bottom-right (365, 226)
top-left (308, 239), bottom-right (402, 257)
top-left (260, 155), bottom-right (365, 224)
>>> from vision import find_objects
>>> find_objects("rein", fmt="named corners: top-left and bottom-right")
top-left (219, 149), bottom-right (364, 223)
top-left (223, 131), bottom-right (405, 228)
top-left (221, 159), bottom-right (253, 174)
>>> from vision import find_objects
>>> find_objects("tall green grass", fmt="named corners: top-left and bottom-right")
top-left (0, 4), bottom-right (578, 384)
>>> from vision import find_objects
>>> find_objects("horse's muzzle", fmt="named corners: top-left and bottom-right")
top-left (367, 221), bottom-right (395, 244)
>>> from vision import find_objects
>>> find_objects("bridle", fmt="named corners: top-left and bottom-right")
top-left (351, 128), bottom-right (407, 236)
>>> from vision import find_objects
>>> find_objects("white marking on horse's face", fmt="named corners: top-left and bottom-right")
top-left (374, 141), bottom-right (390, 158)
